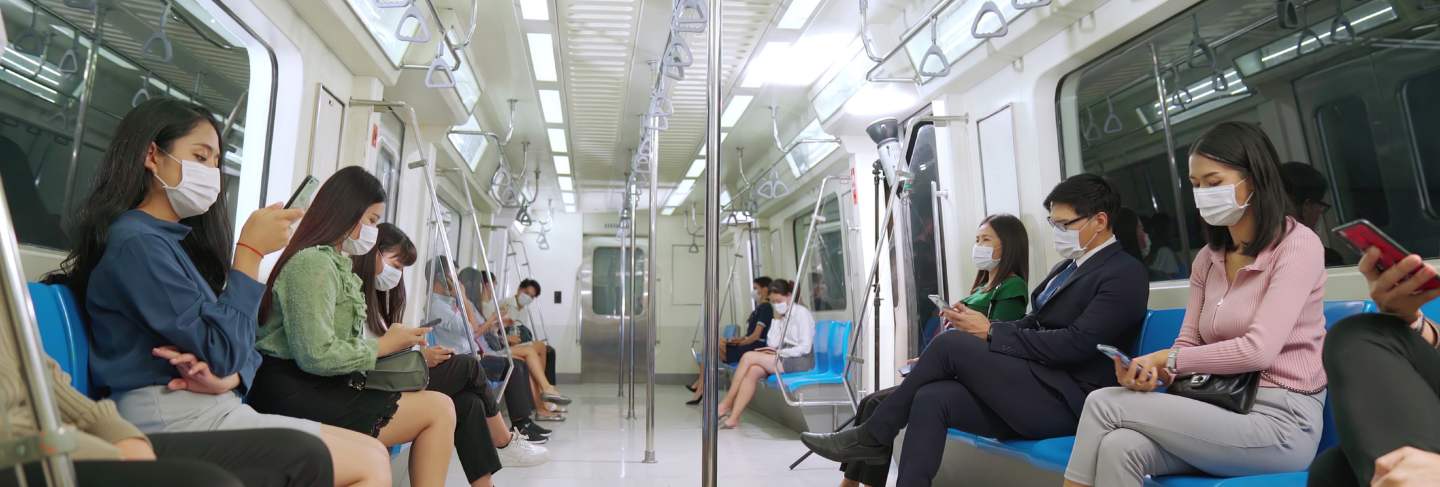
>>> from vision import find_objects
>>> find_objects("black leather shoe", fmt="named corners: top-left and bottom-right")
top-left (800, 428), bottom-right (889, 463)
top-left (685, 395), bottom-right (702, 406)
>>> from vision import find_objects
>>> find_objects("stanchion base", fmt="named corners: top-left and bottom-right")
top-left (642, 451), bottom-right (657, 463)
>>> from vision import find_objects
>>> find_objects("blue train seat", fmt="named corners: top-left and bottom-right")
top-left (943, 301), bottom-right (1374, 487)
top-left (28, 282), bottom-right (90, 395)
top-left (766, 320), bottom-right (852, 391)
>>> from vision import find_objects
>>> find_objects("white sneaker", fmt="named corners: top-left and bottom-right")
top-left (497, 432), bottom-right (550, 467)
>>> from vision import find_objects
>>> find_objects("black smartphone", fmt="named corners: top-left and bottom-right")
top-left (285, 176), bottom-right (320, 210)
top-left (898, 362), bottom-right (915, 377)
top-left (1334, 219), bottom-right (1440, 291)
top-left (419, 318), bottom-right (443, 328)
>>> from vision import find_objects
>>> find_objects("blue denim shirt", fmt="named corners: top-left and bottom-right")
top-left (86, 210), bottom-right (265, 395)
top-left (427, 292), bottom-right (477, 355)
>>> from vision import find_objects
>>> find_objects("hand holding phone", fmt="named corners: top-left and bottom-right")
top-left (1335, 219), bottom-right (1440, 292)
top-left (419, 318), bottom-right (443, 328)
top-left (898, 362), bottom-right (915, 377)
top-left (1095, 344), bottom-right (1132, 367)
top-left (1336, 219), bottom-right (1440, 322)
top-left (927, 294), bottom-right (949, 310)
top-left (285, 176), bottom-right (320, 210)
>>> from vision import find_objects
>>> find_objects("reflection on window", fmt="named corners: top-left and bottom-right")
top-left (1406, 69), bottom-right (1440, 218)
top-left (902, 0), bottom-right (1022, 78)
top-left (791, 196), bottom-right (846, 312)
top-left (345, 0), bottom-right (417, 67)
top-left (1233, 1), bottom-right (1398, 77)
top-left (591, 247), bottom-right (645, 316)
top-left (448, 114), bottom-right (489, 171)
top-left (785, 119), bottom-right (838, 177)
top-left (1317, 97), bottom-right (1388, 226)
top-left (812, 44), bottom-right (867, 122)
top-left (376, 141), bottom-right (401, 222)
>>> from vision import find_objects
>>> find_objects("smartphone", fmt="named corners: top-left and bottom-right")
top-left (1095, 344), bottom-right (1132, 367)
top-left (898, 362), bottom-right (915, 377)
top-left (419, 318), bottom-right (443, 328)
top-left (1334, 219), bottom-right (1440, 291)
top-left (285, 176), bottom-right (320, 210)
top-left (927, 294), bottom-right (948, 309)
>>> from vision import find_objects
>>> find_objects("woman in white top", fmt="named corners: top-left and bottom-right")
top-left (716, 279), bottom-right (816, 429)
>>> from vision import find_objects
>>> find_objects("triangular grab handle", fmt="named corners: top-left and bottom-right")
top-left (374, 0), bottom-right (413, 7)
top-left (58, 48), bottom-right (81, 76)
top-left (971, 1), bottom-right (1009, 40)
top-left (396, 4), bottom-right (431, 43)
top-left (672, 0), bottom-right (708, 33)
top-left (143, 4), bottom-right (174, 63)
top-left (1011, 0), bottom-right (1051, 9)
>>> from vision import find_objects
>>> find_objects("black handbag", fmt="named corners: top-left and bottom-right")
top-left (1166, 371), bottom-right (1260, 414)
top-left (348, 350), bottom-right (429, 392)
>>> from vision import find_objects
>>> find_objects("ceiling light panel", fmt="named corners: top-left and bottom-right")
top-left (548, 128), bottom-right (568, 153)
top-left (565, 204), bottom-right (577, 213)
top-left (558, 176), bottom-right (574, 191)
top-left (520, 0), bottom-right (550, 20)
top-left (721, 95), bottom-right (754, 128)
top-left (562, 192), bottom-right (576, 204)
top-left (553, 155), bottom-right (571, 175)
top-left (562, 0), bottom-right (643, 182)
top-left (539, 90), bottom-right (565, 124)
top-left (777, 0), bottom-right (823, 29)
top-left (526, 33), bottom-right (558, 82)
top-left (686, 158), bottom-right (705, 178)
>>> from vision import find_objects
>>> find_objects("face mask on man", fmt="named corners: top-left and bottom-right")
top-left (1194, 179), bottom-right (1252, 227)
top-left (375, 264), bottom-right (402, 292)
top-left (342, 223), bottom-right (378, 255)
top-left (155, 151), bottom-right (221, 219)
top-left (517, 293), bottom-right (533, 307)
top-left (972, 244), bottom-right (999, 271)
top-left (1052, 217), bottom-right (1096, 260)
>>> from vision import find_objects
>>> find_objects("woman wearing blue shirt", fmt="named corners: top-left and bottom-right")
top-left (49, 99), bottom-right (388, 486)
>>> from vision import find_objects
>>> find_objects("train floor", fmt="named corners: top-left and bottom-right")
top-left (491, 382), bottom-right (894, 486)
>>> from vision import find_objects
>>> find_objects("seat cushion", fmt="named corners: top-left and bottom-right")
top-left (28, 282), bottom-right (89, 395)
top-left (1145, 472), bottom-right (1308, 487)
top-left (1136, 309), bottom-right (1186, 356)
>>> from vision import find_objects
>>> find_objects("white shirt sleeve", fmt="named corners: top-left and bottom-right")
top-left (779, 306), bottom-right (816, 358)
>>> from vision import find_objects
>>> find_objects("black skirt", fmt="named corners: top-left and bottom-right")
top-left (247, 355), bottom-right (401, 437)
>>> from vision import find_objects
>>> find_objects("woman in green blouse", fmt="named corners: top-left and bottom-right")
top-left (838, 213), bottom-right (1030, 487)
top-left (247, 167), bottom-right (488, 487)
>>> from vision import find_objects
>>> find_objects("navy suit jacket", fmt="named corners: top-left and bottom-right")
top-left (987, 243), bottom-right (1149, 415)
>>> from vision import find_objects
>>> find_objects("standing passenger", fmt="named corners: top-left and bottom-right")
top-left (1064, 122), bottom-right (1329, 487)
top-left (50, 98), bottom-right (387, 486)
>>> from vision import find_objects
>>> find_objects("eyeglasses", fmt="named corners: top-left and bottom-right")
top-left (1048, 215), bottom-right (1089, 231)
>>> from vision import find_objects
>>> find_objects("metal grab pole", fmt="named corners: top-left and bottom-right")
top-left (446, 167), bottom-right (516, 397)
top-left (1150, 43), bottom-right (1193, 260)
top-left (643, 113), bottom-right (660, 463)
top-left (0, 178), bottom-right (78, 486)
top-left (838, 173), bottom-right (910, 410)
top-left (618, 175), bottom-right (630, 398)
top-left (701, 0), bottom-right (722, 481)
top-left (627, 180), bottom-right (638, 419)
top-left (62, 7), bottom-right (105, 217)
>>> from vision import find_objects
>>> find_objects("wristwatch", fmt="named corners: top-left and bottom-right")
top-left (1165, 348), bottom-right (1178, 374)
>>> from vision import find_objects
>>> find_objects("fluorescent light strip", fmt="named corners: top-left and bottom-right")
top-left (538, 89), bottom-right (564, 124)
top-left (561, 192), bottom-right (576, 204)
top-left (519, 0), bottom-right (550, 20)
top-left (526, 33), bottom-right (558, 82)
top-left (558, 176), bottom-right (574, 191)
top-left (553, 155), bottom-right (571, 175)
top-left (665, 179), bottom-right (697, 207)
top-left (686, 158), bottom-right (705, 178)
top-left (548, 128), bottom-right (568, 153)
top-left (777, 0), bottom-right (823, 29)
top-left (661, 207), bottom-right (677, 216)
top-left (721, 95), bottom-right (754, 128)
top-left (742, 42), bottom-right (790, 88)
top-left (565, 204), bottom-right (577, 213)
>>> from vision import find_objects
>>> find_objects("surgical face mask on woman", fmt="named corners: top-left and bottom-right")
top-left (342, 223), bottom-right (378, 255)
top-left (773, 300), bottom-right (791, 314)
top-left (972, 244), bottom-right (999, 271)
top-left (517, 293), bottom-right (534, 307)
top-left (375, 264), bottom-right (402, 292)
top-left (154, 150), bottom-right (221, 219)
top-left (1052, 217), bottom-right (1096, 260)
top-left (1194, 179), bottom-right (1252, 227)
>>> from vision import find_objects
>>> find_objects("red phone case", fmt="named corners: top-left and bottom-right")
top-left (1334, 220), bottom-right (1440, 291)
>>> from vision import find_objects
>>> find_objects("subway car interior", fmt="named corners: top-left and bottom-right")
top-left (0, 0), bottom-right (1439, 485)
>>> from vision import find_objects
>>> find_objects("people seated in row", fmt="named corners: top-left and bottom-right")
top-left (837, 213), bottom-right (1031, 487)
top-left (244, 166), bottom-right (496, 487)
top-left (461, 269), bottom-right (572, 407)
top-left (716, 279), bottom-right (815, 429)
top-left (687, 276), bottom-right (776, 405)
top-left (46, 98), bottom-right (388, 486)
top-left (501, 279), bottom-right (559, 388)
top-left (1063, 122), bottom-right (1329, 486)
top-left (1308, 243), bottom-right (1440, 484)
top-left (357, 224), bottom-right (549, 468)
top-left (803, 173), bottom-right (1150, 486)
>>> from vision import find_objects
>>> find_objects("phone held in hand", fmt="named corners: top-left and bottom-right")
top-left (1095, 344), bottom-right (1132, 367)
top-left (898, 362), bottom-right (915, 377)
top-left (419, 318), bottom-right (443, 328)
top-left (1334, 219), bottom-right (1440, 291)
top-left (927, 294), bottom-right (948, 310)
top-left (285, 176), bottom-right (320, 210)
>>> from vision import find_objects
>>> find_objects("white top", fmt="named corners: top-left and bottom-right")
top-left (1076, 236), bottom-right (1119, 268)
top-left (766, 302), bottom-right (816, 358)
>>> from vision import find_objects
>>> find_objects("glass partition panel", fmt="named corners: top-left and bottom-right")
top-left (448, 114), bottom-right (489, 170)
top-left (792, 195), bottom-right (846, 312)
top-left (785, 119), bottom-right (838, 177)
top-left (591, 246), bottom-right (645, 316)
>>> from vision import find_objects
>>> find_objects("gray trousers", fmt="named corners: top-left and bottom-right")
top-left (115, 385), bottom-right (322, 437)
top-left (1064, 386), bottom-right (1325, 487)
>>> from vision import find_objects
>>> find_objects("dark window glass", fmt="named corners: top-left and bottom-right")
top-left (1405, 69), bottom-right (1440, 218)
top-left (792, 196), bottom-right (846, 312)
top-left (592, 247), bottom-right (645, 316)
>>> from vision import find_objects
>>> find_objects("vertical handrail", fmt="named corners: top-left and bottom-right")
top-left (62, 7), bottom-right (106, 217)
top-left (0, 163), bottom-right (77, 485)
top-left (448, 167), bottom-right (516, 397)
top-left (1149, 43), bottom-right (1192, 261)
top-left (836, 172), bottom-right (909, 411)
top-left (626, 177), bottom-right (639, 418)
top-left (643, 111), bottom-right (660, 463)
top-left (930, 181), bottom-right (949, 301)
top-left (617, 175), bottom-right (630, 398)
top-left (701, 0), bottom-right (722, 481)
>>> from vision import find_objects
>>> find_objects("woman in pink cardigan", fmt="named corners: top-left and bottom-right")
top-left (1063, 122), bottom-right (1329, 487)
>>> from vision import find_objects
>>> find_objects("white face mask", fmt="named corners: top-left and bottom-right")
top-left (1194, 179), bottom-right (1252, 227)
top-left (773, 301), bottom-right (791, 314)
top-left (517, 293), bottom-right (533, 307)
top-left (342, 223), bottom-right (378, 255)
top-left (1052, 218), bottom-right (1095, 260)
top-left (1140, 235), bottom-right (1152, 258)
top-left (375, 264), bottom-right (402, 292)
top-left (972, 244), bottom-right (999, 271)
top-left (155, 151), bottom-right (221, 219)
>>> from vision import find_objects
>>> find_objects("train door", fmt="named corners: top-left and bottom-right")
top-left (578, 236), bottom-right (650, 383)
top-left (904, 121), bottom-right (947, 353)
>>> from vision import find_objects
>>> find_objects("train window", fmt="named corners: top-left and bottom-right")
top-left (785, 119), bottom-right (838, 177)
top-left (901, 0), bottom-right (1022, 78)
top-left (792, 194), bottom-right (846, 312)
top-left (1403, 69), bottom-right (1440, 218)
top-left (811, 42), bottom-right (866, 122)
top-left (1057, 0), bottom-right (1440, 276)
top-left (0, 1), bottom-right (268, 251)
top-left (448, 114), bottom-right (490, 170)
top-left (591, 247), bottom-right (645, 316)
top-left (343, 0), bottom-right (416, 67)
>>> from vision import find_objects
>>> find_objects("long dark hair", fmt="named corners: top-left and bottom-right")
top-left (1190, 122), bottom-right (1291, 256)
top-left (352, 223), bottom-right (417, 337)
top-left (457, 267), bottom-right (495, 308)
top-left (259, 166), bottom-right (386, 322)
top-left (46, 99), bottom-right (230, 303)
top-left (970, 214), bottom-right (1029, 292)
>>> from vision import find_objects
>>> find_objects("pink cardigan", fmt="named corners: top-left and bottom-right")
top-left (1173, 219), bottom-right (1328, 393)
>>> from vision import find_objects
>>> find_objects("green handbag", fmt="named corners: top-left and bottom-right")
top-left (347, 350), bottom-right (429, 392)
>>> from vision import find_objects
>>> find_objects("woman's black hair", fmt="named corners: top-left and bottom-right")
top-left (767, 279), bottom-right (794, 296)
top-left (1112, 207), bottom-right (1144, 260)
top-left (456, 267), bottom-right (496, 308)
top-left (46, 98), bottom-right (229, 304)
top-left (1189, 122), bottom-right (1292, 256)
top-left (970, 214), bottom-right (1029, 292)
top-left (753, 276), bottom-right (773, 288)
top-left (260, 166), bottom-right (386, 322)
top-left (352, 222), bottom-right (417, 337)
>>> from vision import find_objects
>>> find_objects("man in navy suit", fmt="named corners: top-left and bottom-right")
top-left (802, 174), bottom-right (1150, 487)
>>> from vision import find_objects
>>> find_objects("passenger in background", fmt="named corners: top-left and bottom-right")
top-left (49, 98), bottom-right (386, 486)
top-left (1143, 213), bottom-right (1185, 280)
top-left (453, 268), bottom-right (566, 424)
top-left (500, 279), bottom-right (560, 388)
top-left (716, 279), bottom-right (815, 429)
top-left (434, 264), bottom-right (557, 436)
top-left (803, 174), bottom-right (1149, 487)
top-left (247, 166), bottom-right (487, 487)
top-left (1307, 249), bottom-right (1440, 485)
top-left (1064, 121), bottom-right (1329, 487)
top-left (464, 270), bottom-right (573, 407)
top-left (1113, 208), bottom-right (1145, 261)
top-left (686, 276), bottom-right (775, 405)
top-left (355, 224), bottom-right (549, 468)
top-left (1280, 161), bottom-right (1344, 267)
top-left (836, 214), bottom-right (1030, 487)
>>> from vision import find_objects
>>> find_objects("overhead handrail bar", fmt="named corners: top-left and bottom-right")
top-left (861, 0), bottom-right (959, 83)
top-left (769, 106), bottom-right (842, 154)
